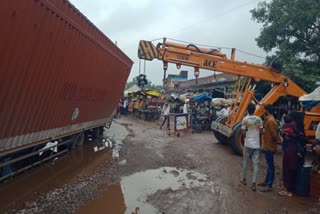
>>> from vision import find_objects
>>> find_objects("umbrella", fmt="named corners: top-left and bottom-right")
top-left (145, 90), bottom-right (161, 97)
top-left (191, 93), bottom-right (212, 102)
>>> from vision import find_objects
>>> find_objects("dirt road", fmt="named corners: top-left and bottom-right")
top-left (0, 116), bottom-right (319, 214)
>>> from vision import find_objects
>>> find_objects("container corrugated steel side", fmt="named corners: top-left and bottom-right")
top-left (0, 0), bottom-right (133, 153)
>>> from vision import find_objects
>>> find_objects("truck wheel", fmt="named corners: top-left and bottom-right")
top-left (230, 122), bottom-right (244, 156)
top-left (213, 116), bottom-right (229, 144)
top-left (93, 127), bottom-right (104, 138)
top-left (70, 132), bottom-right (85, 149)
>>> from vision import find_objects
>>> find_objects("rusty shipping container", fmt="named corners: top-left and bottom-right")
top-left (0, 0), bottom-right (133, 154)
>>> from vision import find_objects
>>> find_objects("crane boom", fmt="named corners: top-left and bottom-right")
top-left (138, 38), bottom-right (305, 97)
top-left (138, 38), bottom-right (306, 120)
top-left (137, 38), bottom-right (318, 156)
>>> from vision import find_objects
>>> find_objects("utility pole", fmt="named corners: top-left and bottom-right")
top-left (163, 62), bottom-right (168, 90)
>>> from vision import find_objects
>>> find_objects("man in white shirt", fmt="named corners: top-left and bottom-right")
top-left (183, 99), bottom-right (189, 114)
top-left (123, 98), bottom-right (129, 114)
top-left (240, 103), bottom-right (263, 191)
top-left (160, 103), bottom-right (170, 129)
top-left (316, 123), bottom-right (320, 142)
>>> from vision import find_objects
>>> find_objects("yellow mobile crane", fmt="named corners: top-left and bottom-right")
top-left (138, 38), bottom-right (320, 155)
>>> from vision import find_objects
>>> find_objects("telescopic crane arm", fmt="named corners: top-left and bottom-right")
top-left (138, 38), bottom-right (320, 156)
top-left (138, 38), bottom-right (306, 118)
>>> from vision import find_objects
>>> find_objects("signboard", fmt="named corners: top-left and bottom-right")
top-left (167, 113), bottom-right (189, 136)
top-left (176, 115), bottom-right (187, 130)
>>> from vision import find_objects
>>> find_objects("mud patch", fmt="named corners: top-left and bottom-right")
top-left (76, 183), bottom-right (125, 214)
top-left (148, 186), bottom-right (226, 214)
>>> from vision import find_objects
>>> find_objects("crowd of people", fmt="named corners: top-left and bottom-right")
top-left (240, 103), bottom-right (320, 197)
top-left (117, 91), bottom-right (231, 130)
top-left (116, 95), bottom-right (163, 120)
top-left (164, 99), bottom-right (230, 132)
top-left (116, 88), bottom-right (320, 201)
top-left (118, 92), bottom-right (320, 199)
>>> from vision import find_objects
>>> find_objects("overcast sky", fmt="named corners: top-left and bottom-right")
top-left (69, 0), bottom-right (270, 85)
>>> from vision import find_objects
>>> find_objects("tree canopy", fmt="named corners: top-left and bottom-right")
top-left (251, 0), bottom-right (320, 92)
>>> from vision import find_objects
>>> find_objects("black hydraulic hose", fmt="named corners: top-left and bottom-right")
top-left (156, 42), bottom-right (162, 49)
top-left (186, 44), bottom-right (220, 54)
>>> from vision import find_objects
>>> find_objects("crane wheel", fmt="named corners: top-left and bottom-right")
top-left (230, 122), bottom-right (244, 156)
top-left (213, 116), bottom-right (229, 144)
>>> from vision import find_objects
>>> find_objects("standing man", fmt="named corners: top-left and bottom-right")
top-left (183, 99), bottom-right (189, 114)
top-left (240, 103), bottom-right (263, 191)
top-left (123, 98), bottom-right (129, 114)
top-left (190, 102), bottom-right (198, 129)
top-left (312, 122), bottom-right (320, 158)
top-left (316, 122), bottom-right (320, 143)
top-left (259, 104), bottom-right (279, 192)
top-left (160, 103), bottom-right (170, 129)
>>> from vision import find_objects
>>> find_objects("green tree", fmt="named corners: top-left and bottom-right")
top-left (251, 0), bottom-right (320, 92)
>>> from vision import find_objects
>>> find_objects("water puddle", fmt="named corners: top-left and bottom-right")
top-left (0, 137), bottom-right (113, 213)
top-left (105, 121), bottom-right (128, 159)
top-left (120, 167), bottom-right (216, 214)
top-left (76, 167), bottom-right (218, 214)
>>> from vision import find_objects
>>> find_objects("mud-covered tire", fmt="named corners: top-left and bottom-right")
top-left (213, 116), bottom-right (229, 144)
top-left (93, 127), bottom-right (104, 138)
top-left (230, 122), bottom-right (244, 156)
top-left (69, 132), bottom-right (85, 149)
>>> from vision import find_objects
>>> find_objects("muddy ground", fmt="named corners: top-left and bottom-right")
top-left (0, 116), bottom-right (319, 214)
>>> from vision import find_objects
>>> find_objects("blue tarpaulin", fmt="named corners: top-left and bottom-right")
top-left (191, 93), bottom-right (212, 102)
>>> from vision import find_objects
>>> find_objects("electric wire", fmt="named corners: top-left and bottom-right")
top-left (148, 0), bottom-right (265, 59)
top-left (165, 0), bottom-right (260, 38)
top-left (165, 37), bottom-right (267, 59)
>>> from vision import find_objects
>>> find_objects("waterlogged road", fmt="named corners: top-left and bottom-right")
top-left (0, 117), bottom-right (319, 214)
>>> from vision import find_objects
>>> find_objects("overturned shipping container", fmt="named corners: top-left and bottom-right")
top-left (0, 0), bottom-right (133, 172)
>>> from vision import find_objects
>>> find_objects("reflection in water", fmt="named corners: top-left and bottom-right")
top-left (76, 167), bottom-right (215, 214)
top-left (0, 138), bottom-right (112, 213)
top-left (0, 122), bottom-right (128, 213)
top-left (105, 122), bottom-right (128, 159)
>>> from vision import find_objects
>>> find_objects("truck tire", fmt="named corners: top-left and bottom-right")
top-left (93, 126), bottom-right (104, 138)
top-left (213, 116), bottom-right (229, 144)
top-left (69, 132), bottom-right (85, 149)
top-left (230, 122), bottom-right (244, 156)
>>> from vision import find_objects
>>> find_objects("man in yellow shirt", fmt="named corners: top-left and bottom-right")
top-left (259, 105), bottom-right (278, 192)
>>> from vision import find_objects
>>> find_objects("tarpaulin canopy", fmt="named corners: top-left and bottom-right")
top-left (179, 92), bottom-right (193, 101)
top-left (145, 90), bottom-right (161, 97)
top-left (299, 86), bottom-right (320, 102)
top-left (125, 84), bottom-right (141, 94)
top-left (191, 93), bottom-right (212, 102)
top-left (299, 86), bottom-right (320, 109)
top-left (211, 98), bottom-right (231, 106)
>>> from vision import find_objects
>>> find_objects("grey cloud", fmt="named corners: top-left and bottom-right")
top-left (70, 0), bottom-right (267, 85)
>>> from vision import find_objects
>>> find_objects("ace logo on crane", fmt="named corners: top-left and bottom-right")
top-left (203, 59), bottom-right (216, 68)
top-left (177, 55), bottom-right (189, 61)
